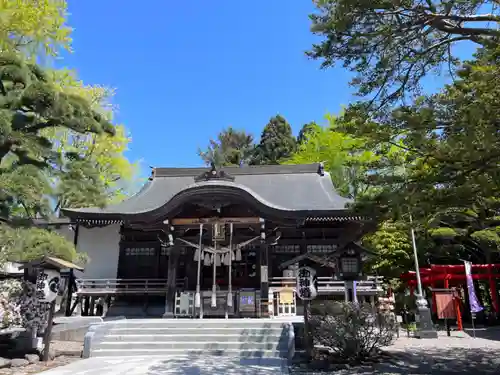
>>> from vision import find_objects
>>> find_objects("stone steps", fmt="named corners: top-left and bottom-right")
top-left (84, 319), bottom-right (294, 361)
top-left (102, 333), bottom-right (284, 342)
top-left (94, 341), bottom-right (285, 351)
top-left (105, 327), bottom-right (285, 336)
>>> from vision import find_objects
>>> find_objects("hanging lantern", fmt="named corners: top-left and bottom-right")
top-left (204, 253), bottom-right (211, 266)
top-left (236, 248), bottom-right (242, 261)
top-left (215, 254), bottom-right (221, 267)
top-left (231, 250), bottom-right (235, 261)
top-left (193, 248), bottom-right (200, 261)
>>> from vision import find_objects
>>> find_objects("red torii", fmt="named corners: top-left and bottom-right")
top-left (401, 264), bottom-right (500, 312)
top-left (401, 264), bottom-right (500, 328)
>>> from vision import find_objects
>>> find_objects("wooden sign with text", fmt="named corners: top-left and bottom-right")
top-left (172, 217), bottom-right (261, 225)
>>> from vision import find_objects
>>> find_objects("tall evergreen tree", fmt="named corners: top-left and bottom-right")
top-left (308, 0), bottom-right (500, 109)
top-left (198, 127), bottom-right (255, 167)
top-left (297, 122), bottom-right (320, 145)
top-left (252, 115), bottom-right (297, 165)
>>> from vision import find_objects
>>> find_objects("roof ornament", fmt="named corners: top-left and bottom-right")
top-left (194, 162), bottom-right (235, 182)
top-left (149, 166), bottom-right (156, 180)
top-left (318, 162), bottom-right (325, 176)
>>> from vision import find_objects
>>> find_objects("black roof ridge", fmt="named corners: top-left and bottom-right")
top-left (154, 163), bottom-right (322, 178)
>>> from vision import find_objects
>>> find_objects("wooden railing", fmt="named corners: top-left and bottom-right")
top-left (75, 278), bottom-right (187, 296)
top-left (270, 276), bottom-right (384, 294)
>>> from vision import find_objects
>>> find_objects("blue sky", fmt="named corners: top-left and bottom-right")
top-left (57, 1), bottom-right (475, 175)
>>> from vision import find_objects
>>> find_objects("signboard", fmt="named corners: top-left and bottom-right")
top-left (435, 291), bottom-right (456, 319)
top-left (35, 269), bottom-right (61, 303)
top-left (239, 290), bottom-right (256, 313)
top-left (279, 288), bottom-right (294, 304)
top-left (296, 266), bottom-right (317, 300)
top-left (260, 266), bottom-right (268, 283)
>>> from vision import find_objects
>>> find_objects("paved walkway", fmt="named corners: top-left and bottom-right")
top-left (38, 356), bottom-right (288, 375)
top-left (329, 331), bottom-right (500, 374)
top-left (39, 329), bottom-right (500, 375)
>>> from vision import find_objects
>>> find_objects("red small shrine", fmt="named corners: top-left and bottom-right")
top-left (401, 263), bottom-right (500, 330)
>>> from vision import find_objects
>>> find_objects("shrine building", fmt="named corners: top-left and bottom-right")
top-left (55, 163), bottom-right (383, 318)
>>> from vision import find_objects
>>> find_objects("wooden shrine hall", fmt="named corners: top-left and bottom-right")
top-left (59, 163), bottom-right (383, 318)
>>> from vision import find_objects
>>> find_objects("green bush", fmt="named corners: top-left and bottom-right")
top-left (309, 302), bottom-right (396, 362)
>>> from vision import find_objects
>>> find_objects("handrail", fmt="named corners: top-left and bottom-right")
top-left (75, 278), bottom-right (187, 295)
top-left (270, 276), bottom-right (384, 293)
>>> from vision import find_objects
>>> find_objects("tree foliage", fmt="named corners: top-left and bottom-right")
top-left (297, 121), bottom-right (320, 145)
top-left (340, 47), bottom-right (500, 221)
top-left (46, 70), bottom-right (138, 207)
top-left (198, 127), bottom-right (255, 167)
top-left (252, 115), bottom-right (297, 165)
top-left (285, 114), bottom-right (378, 198)
top-left (0, 52), bottom-right (115, 264)
top-left (362, 221), bottom-right (414, 278)
top-left (427, 200), bottom-right (500, 263)
top-left (308, 0), bottom-right (500, 108)
top-left (0, 0), bottom-right (72, 59)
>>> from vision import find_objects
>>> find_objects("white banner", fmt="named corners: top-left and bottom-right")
top-left (296, 266), bottom-right (318, 300)
top-left (35, 269), bottom-right (61, 303)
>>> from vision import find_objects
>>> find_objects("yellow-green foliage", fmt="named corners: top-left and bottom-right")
top-left (0, 0), bottom-right (72, 58)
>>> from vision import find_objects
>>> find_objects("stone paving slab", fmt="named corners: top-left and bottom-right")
top-left (291, 333), bottom-right (500, 375)
top-left (37, 356), bottom-right (289, 375)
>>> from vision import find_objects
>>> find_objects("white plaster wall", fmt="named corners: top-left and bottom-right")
top-left (71, 224), bottom-right (120, 279)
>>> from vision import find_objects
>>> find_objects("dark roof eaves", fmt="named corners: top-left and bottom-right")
top-left (60, 207), bottom-right (363, 222)
top-left (154, 163), bottom-right (321, 178)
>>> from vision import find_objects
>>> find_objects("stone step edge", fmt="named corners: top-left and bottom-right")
top-left (91, 348), bottom-right (287, 354)
top-left (98, 341), bottom-right (285, 345)
top-left (103, 334), bottom-right (284, 338)
top-left (106, 327), bottom-right (286, 331)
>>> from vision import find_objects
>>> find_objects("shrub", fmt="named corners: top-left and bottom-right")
top-left (0, 279), bottom-right (49, 332)
top-left (308, 301), bottom-right (396, 362)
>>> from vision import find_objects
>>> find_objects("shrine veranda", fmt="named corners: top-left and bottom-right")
top-left (42, 163), bottom-right (383, 318)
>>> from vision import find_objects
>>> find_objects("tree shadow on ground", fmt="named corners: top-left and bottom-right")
top-left (146, 354), bottom-right (287, 375)
top-left (462, 327), bottom-right (500, 341)
top-left (334, 347), bottom-right (500, 375)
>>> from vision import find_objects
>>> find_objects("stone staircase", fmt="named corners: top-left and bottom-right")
top-left (83, 319), bottom-right (294, 362)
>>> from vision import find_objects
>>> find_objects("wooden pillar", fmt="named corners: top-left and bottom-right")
top-left (163, 246), bottom-right (180, 318)
top-left (453, 290), bottom-right (463, 331)
top-left (65, 224), bottom-right (79, 316)
top-left (83, 297), bottom-right (90, 316)
top-left (42, 301), bottom-right (56, 361)
top-left (259, 219), bottom-right (269, 317)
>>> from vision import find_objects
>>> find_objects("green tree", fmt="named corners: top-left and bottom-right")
top-left (308, 0), bottom-right (500, 109)
top-left (362, 221), bottom-right (414, 279)
top-left (198, 127), bottom-right (255, 167)
top-left (427, 200), bottom-right (500, 264)
top-left (252, 115), bottom-right (297, 165)
top-left (46, 69), bottom-right (138, 208)
top-left (339, 46), bottom-right (500, 222)
top-left (286, 114), bottom-right (379, 198)
top-left (0, 53), bottom-right (114, 263)
top-left (0, 0), bottom-right (72, 59)
top-left (286, 115), bottom-right (412, 278)
top-left (297, 122), bottom-right (320, 145)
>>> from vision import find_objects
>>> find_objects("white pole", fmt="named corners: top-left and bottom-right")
top-left (227, 223), bottom-right (233, 308)
top-left (410, 214), bottom-right (424, 299)
top-left (195, 224), bottom-right (203, 311)
top-left (211, 234), bottom-right (217, 308)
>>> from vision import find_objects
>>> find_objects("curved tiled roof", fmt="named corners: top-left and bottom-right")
top-left (61, 163), bottom-right (353, 220)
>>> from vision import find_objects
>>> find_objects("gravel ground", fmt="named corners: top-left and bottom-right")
top-left (291, 329), bottom-right (500, 374)
top-left (0, 341), bottom-right (82, 375)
